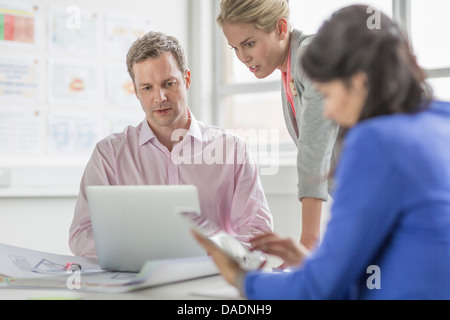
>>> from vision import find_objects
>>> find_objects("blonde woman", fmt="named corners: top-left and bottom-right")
top-left (217, 0), bottom-right (339, 250)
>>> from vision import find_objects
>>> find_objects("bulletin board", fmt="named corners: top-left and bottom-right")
top-left (0, 0), bottom-right (188, 197)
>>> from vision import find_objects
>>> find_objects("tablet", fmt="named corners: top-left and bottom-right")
top-left (176, 208), bottom-right (266, 271)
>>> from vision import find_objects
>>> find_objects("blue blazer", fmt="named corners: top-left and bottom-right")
top-left (245, 100), bottom-right (450, 300)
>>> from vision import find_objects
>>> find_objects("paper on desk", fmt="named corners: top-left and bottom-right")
top-left (0, 243), bottom-right (100, 279)
top-left (0, 243), bottom-right (218, 293)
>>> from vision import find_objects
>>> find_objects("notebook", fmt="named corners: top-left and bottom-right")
top-left (86, 185), bottom-right (206, 272)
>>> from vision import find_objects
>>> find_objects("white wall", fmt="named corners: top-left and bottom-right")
top-left (0, 197), bottom-right (76, 255)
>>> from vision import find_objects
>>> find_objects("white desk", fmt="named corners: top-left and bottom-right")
top-left (0, 275), bottom-right (242, 300)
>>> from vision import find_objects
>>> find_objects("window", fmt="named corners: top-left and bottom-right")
top-left (411, 0), bottom-right (450, 69)
top-left (213, 0), bottom-right (449, 167)
top-left (223, 91), bottom-right (292, 142)
top-left (428, 77), bottom-right (450, 101)
top-left (410, 0), bottom-right (450, 101)
top-left (289, 0), bottom-right (393, 34)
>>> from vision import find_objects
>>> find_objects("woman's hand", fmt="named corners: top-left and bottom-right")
top-left (192, 230), bottom-right (244, 288)
top-left (250, 233), bottom-right (310, 269)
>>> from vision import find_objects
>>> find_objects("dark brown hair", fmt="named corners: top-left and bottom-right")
top-left (301, 5), bottom-right (432, 123)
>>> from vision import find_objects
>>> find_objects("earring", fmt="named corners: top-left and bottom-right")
top-left (290, 80), bottom-right (298, 97)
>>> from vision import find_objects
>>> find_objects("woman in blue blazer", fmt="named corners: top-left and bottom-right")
top-left (195, 5), bottom-right (450, 300)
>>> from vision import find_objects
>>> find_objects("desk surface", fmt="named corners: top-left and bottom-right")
top-left (0, 275), bottom-right (242, 300)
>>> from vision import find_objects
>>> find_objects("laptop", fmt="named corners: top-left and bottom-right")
top-left (86, 185), bottom-right (206, 272)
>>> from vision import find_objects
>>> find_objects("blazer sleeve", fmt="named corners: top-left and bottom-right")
top-left (244, 126), bottom-right (402, 299)
top-left (293, 47), bottom-right (339, 202)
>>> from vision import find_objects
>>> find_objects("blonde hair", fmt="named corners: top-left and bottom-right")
top-left (217, 0), bottom-right (290, 32)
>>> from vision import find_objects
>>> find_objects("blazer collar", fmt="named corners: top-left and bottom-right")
top-left (289, 29), bottom-right (304, 78)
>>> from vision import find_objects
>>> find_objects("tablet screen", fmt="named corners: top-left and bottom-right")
top-left (176, 208), bottom-right (266, 270)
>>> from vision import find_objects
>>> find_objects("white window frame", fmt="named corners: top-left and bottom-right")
top-left (394, 0), bottom-right (450, 79)
top-left (211, 0), bottom-right (450, 157)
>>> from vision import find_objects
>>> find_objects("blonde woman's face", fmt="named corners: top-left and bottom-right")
top-left (222, 22), bottom-right (288, 79)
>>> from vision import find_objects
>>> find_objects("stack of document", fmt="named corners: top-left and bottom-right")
top-left (0, 243), bottom-right (218, 293)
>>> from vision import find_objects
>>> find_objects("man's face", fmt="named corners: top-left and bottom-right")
top-left (132, 52), bottom-right (191, 132)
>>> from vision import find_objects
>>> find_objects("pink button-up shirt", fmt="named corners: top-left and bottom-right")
top-left (69, 114), bottom-right (273, 258)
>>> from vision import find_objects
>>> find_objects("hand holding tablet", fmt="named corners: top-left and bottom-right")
top-left (176, 208), bottom-right (266, 271)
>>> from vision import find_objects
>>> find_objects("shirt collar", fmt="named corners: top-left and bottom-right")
top-left (138, 108), bottom-right (203, 147)
top-left (188, 111), bottom-right (203, 142)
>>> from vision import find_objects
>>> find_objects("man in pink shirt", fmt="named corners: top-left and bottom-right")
top-left (69, 31), bottom-right (273, 258)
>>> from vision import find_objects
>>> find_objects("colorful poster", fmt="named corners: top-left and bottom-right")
top-left (106, 64), bottom-right (141, 108)
top-left (104, 112), bottom-right (143, 136)
top-left (48, 58), bottom-right (100, 106)
top-left (48, 5), bottom-right (100, 55)
top-left (105, 13), bottom-right (151, 58)
top-left (0, 1), bottom-right (38, 46)
top-left (0, 107), bottom-right (43, 155)
top-left (47, 109), bottom-right (101, 155)
top-left (0, 55), bottom-right (41, 104)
